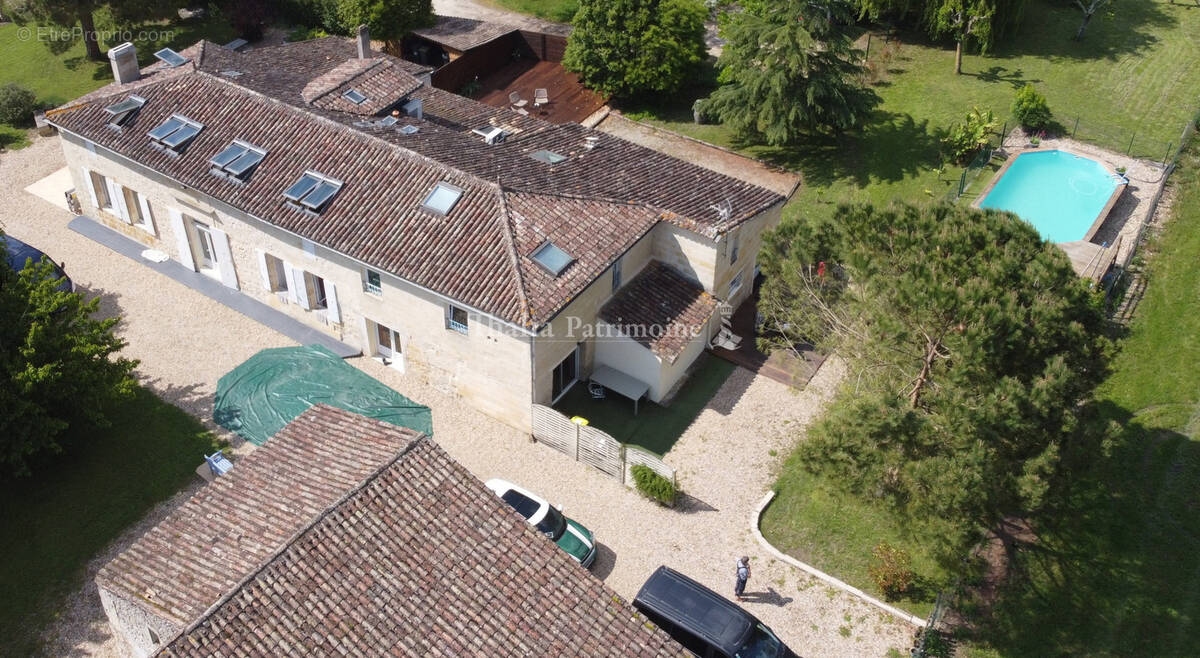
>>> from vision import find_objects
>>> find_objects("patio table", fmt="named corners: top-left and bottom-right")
top-left (589, 365), bottom-right (650, 415)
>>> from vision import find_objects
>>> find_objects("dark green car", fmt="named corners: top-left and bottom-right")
top-left (485, 478), bottom-right (597, 568)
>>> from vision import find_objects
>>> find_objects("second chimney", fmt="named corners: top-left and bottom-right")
top-left (109, 42), bottom-right (140, 85)
top-left (357, 25), bottom-right (370, 59)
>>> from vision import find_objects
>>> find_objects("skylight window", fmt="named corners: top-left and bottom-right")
top-left (399, 125), bottom-right (419, 135)
top-left (104, 95), bottom-right (145, 128)
top-left (421, 182), bottom-right (463, 215)
top-left (147, 114), bottom-right (203, 152)
top-left (154, 47), bottom-right (190, 68)
top-left (379, 116), bottom-right (398, 127)
top-left (284, 171), bottom-right (343, 212)
top-left (530, 149), bottom-right (567, 165)
top-left (531, 241), bottom-right (573, 276)
top-left (210, 140), bottom-right (267, 180)
top-left (342, 89), bottom-right (368, 105)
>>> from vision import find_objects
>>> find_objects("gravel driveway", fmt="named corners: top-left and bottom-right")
top-left (4, 136), bottom-right (911, 657)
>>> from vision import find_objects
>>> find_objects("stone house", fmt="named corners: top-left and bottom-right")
top-left (47, 29), bottom-right (785, 432)
top-left (96, 405), bottom-right (683, 657)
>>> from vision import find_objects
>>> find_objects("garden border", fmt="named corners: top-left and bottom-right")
top-left (751, 490), bottom-right (928, 628)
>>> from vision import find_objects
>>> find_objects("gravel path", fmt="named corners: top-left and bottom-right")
top-left (5, 136), bottom-right (910, 656)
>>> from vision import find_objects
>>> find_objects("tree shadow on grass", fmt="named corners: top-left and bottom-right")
top-left (962, 65), bottom-right (1042, 90)
top-left (963, 400), bottom-right (1200, 657)
top-left (989, 0), bottom-right (1177, 63)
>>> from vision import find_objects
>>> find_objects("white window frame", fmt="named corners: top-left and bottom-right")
top-left (611, 257), bottom-right (622, 293)
top-left (89, 170), bottom-right (114, 212)
top-left (550, 345), bottom-right (580, 403)
top-left (122, 186), bottom-right (156, 234)
top-left (363, 269), bottom-right (383, 295)
top-left (447, 304), bottom-right (469, 334)
top-left (728, 269), bottom-right (745, 299)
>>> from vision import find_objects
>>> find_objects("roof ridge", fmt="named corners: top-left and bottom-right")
top-left (160, 409), bottom-right (427, 649)
top-left (503, 187), bottom-right (670, 218)
top-left (495, 186), bottom-right (533, 327)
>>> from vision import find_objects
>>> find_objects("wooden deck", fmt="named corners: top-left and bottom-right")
top-left (477, 59), bottom-right (606, 124)
top-left (708, 281), bottom-right (826, 389)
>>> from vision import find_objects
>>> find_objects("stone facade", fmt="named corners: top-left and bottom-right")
top-left (97, 586), bottom-right (181, 658)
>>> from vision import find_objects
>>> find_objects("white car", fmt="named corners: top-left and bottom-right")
top-left (484, 479), bottom-right (597, 568)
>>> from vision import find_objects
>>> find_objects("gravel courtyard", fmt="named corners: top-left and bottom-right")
top-left (3, 136), bottom-right (912, 657)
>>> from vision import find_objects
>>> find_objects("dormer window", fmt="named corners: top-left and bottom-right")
top-left (342, 88), bottom-right (367, 105)
top-left (284, 171), bottom-right (343, 213)
top-left (148, 114), bottom-right (203, 152)
top-left (210, 140), bottom-right (267, 181)
top-left (104, 96), bottom-right (145, 129)
top-left (531, 241), bottom-right (573, 276)
top-left (421, 182), bottom-right (463, 215)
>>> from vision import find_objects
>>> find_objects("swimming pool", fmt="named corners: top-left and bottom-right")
top-left (978, 149), bottom-right (1125, 243)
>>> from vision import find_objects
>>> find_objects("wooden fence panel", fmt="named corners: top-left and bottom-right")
top-left (577, 425), bottom-right (624, 479)
top-left (623, 446), bottom-right (676, 488)
top-left (531, 404), bottom-right (577, 457)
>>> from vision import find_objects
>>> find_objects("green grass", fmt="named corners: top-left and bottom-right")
top-left (553, 352), bottom-right (735, 455)
top-left (488, 0), bottom-right (579, 23)
top-left (623, 0), bottom-right (1200, 222)
top-left (0, 11), bottom-right (235, 141)
top-left (761, 463), bottom-right (950, 618)
top-left (0, 387), bottom-right (218, 656)
top-left (961, 133), bottom-right (1200, 657)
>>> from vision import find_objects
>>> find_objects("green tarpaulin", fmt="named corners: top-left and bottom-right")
top-left (213, 345), bottom-right (433, 445)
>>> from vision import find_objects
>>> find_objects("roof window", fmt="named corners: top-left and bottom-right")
top-left (284, 171), bottom-right (343, 212)
top-left (154, 47), bottom-right (190, 68)
top-left (531, 241), bottom-right (573, 276)
top-left (210, 140), bottom-right (267, 180)
top-left (421, 182), bottom-right (463, 215)
top-left (148, 114), bottom-right (203, 152)
top-left (342, 89), bottom-right (368, 105)
top-left (530, 149), bottom-right (567, 165)
top-left (104, 95), bottom-right (145, 128)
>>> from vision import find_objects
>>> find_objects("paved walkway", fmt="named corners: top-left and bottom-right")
top-left (4, 136), bottom-right (910, 657)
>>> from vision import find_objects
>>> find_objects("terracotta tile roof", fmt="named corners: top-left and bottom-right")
top-left (411, 15), bottom-right (519, 52)
top-left (95, 405), bottom-right (422, 625)
top-left (49, 37), bottom-right (784, 329)
top-left (155, 408), bottom-right (685, 657)
top-left (598, 262), bottom-right (719, 362)
top-left (302, 57), bottom-right (423, 115)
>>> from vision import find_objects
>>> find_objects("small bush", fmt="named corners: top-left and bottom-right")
top-left (868, 541), bottom-right (914, 600)
top-left (942, 106), bottom-right (999, 163)
top-left (631, 464), bottom-right (677, 506)
top-left (0, 83), bottom-right (37, 127)
top-left (1012, 84), bottom-right (1053, 131)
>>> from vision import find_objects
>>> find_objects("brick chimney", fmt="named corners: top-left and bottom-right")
top-left (109, 42), bottom-right (140, 85)
top-left (356, 25), bottom-right (370, 59)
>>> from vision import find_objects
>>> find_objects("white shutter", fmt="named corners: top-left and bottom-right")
top-left (325, 281), bottom-right (341, 324)
top-left (82, 168), bottom-right (100, 209)
top-left (107, 180), bottom-right (129, 222)
top-left (136, 193), bottom-right (157, 235)
top-left (210, 228), bottom-right (239, 290)
top-left (255, 249), bottom-right (273, 291)
top-left (283, 263), bottom-right (300, 305)
top-left (168, 209), bottom-right (196, 270)
top-left (359, 315), bottom-right (371, 354)
top-left (293, 267), bottom-right (311, 309)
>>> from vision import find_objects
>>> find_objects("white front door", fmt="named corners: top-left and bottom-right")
top-left (192, 220), bottom-right (218, 273)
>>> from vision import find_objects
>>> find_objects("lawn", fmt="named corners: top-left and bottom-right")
top-left (0, 10), bottom-right (235, 146)
top-left (553, 352), bottom-right (735, 455)
top-left (487, 0), bottom-right (579, 22)
top-left (621, 0), bottom-right (1200, 222)
top-left (0, 386), bottom-right (217, 656)
top-left (761, 466), bottom-right (950, 618)
top-left (961, 133), bottom-right (1200, 657)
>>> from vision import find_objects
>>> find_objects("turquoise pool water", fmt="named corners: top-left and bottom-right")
top-left (980, 149), bottom-right (1121, 243)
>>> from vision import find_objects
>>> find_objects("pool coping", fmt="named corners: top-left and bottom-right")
top-left (972, 146), bottom-right (1128, 244)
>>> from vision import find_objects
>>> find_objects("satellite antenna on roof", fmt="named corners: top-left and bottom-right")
top-left (709, 199), bottom-right (732, 222)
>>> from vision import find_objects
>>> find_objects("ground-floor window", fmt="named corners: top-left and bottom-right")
top-left (89, 170), bottom-right (113, 211)
top-left (552, 345), bottom-right (579, 401)
top-left (304, 272), bottom-right (328, 310)
top-left (122, 186), bottom-right (155, 233)
top-left (191, 219), bottom-right (218, 271)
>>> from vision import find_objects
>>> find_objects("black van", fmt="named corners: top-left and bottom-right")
top-left (633, 566), bottom-right (797, 658)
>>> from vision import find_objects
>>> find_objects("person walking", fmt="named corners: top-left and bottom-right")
top-left (734, 556), bottom-right (750, 601)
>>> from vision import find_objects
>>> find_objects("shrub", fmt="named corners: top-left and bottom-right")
top-left (868, 541), bottom-right (914, 600)
top-left (1012, 84), bottom-right (1053, 131)
top-left (942, 106), bottom-right (1000, 163)
top-left (631, 464), bottom-right (677, 506)
top-left (0, 83), bottom-right (37, 127)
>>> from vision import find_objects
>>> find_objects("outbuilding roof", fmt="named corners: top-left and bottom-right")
top-left (130, 406), bottom-right (684, 657)
top-left (598, 261), bottom-right (719, 362)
